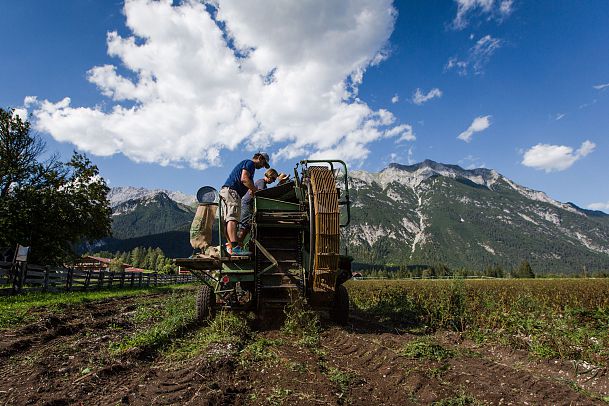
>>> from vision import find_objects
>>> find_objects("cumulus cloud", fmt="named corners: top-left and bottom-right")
top-left (391, 94), bottom-right (399, 103)
top-left (521, 140), bottom-right (596, 172)
top-left (412, 88), bottom-right (442, 105)
top-left (457, 115), bottom-right (491, 142)
top-left (593, 83), bottom-right (609, 90)
top-left (12, 108), bottom-right (28, 121)
top-left (587, 201), bottom-right (609, 212)
top-left (446, 35), bottom-right (501, 75)
top-left (387, 123), bottom-right (415, 142)
top-left (452, 0), bottom-right (514, 30)
top-left (27, 0), bottom-right (406, 169)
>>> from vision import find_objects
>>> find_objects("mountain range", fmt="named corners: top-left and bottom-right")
top-left (99, 160), bottom-right (609, 274)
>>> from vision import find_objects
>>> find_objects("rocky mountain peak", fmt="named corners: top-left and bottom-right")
top-left (352, 159), bottom-right (501, 191)
top-left (351, 160), bottom-right (594, 216)
top-left (109, 186), bottom-right (196, 208)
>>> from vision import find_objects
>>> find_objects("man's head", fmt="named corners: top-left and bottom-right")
top-left (253, 152), bottom-right (270, 169)
top-left (264, 168), bottom-right (279, 183)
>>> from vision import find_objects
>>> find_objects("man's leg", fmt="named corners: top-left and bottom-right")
top-left (237, 203), bottom-right (252, 244)
top-left (226, 220), bottom-right (238, 245)
top-left (237, 226), bottom-right (250, 243)
top-left (220, 188), bottom-right (240, 251)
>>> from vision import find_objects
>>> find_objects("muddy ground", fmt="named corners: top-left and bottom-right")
top-left (0, 289), bottom-right (607, 405)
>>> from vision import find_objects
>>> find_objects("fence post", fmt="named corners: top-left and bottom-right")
top-left (43, 266), bottom-right (50, 292)
top-left (120, 271), bottom-right (125, 288)
top-left (17, 262), bottom-right (27, 293)
top-left (98, 271), bottom-right (104, 289)
top-left (84, 269), bottom-right (92, 290)
top-left (66, 267), bottom-right (73, 291)
top-left (138, 272), bottom-right (143, 287)
top-left (130, 272), bottom-right (135, 287)
top-left (154, 272), bottom-right (158, 287)
top-left (108, 272), bottom-right (114, 287)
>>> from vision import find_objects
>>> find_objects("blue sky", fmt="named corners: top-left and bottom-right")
top-left (1, 0), bottom-right (608, 210)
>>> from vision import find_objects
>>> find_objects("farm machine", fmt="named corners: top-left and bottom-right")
top-left (175, 160), bottom-right (352, 324)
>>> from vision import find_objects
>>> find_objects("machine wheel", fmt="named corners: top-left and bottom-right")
top-left (196, 284), bottom-right (215, 323)
top-left (331, 284), bottom-right (349, 325)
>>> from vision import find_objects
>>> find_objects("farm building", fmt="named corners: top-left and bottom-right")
top-left (73, 256), bottom-right (130, 273)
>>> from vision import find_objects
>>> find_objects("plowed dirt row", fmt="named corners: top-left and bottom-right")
top-left (0, 292), bottom-right (606, 405)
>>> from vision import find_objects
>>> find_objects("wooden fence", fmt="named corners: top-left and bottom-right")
top-left (0, 260), bottom-right (195, 294)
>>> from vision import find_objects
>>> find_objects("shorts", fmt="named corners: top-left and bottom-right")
top-left (219, 187), bottom-right (241, 222)
top-left (239, 202), bottom-right (253, 230)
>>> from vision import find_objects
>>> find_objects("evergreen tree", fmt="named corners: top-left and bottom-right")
top-left (484, 264), bottom-right (505, 278)
top-left (513, 260), bottom-right (535, 278)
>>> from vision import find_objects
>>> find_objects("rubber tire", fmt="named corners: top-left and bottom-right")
top-left (331, 284), bottom-right (349, 325)
top-left (196, 284), bottom-right (215, 323)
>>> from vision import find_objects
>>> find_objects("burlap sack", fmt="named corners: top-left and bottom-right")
top-left (190, 204), bottom-right (217, 250)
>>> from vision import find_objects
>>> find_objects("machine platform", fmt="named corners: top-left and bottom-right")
top-left (175, 255), bottom-right (252, 271)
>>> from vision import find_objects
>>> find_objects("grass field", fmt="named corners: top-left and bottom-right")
top-left (0, 284), bottom-right (195, 329)
top-left (347, 278), bottom-right (609, 364)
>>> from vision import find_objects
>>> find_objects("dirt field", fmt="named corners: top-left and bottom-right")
top-left (0, 288), bottom-right (607, 405)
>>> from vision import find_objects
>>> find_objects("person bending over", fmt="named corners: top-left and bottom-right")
top-left (220, 152), bottom-right (269, 255)
top-left (238, 168), bottom-right (279, 244)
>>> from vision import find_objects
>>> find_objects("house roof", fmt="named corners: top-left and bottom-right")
top-left (124, 267), bottom-right (147, 273)
top-left (77, 255), bottom-right (131, 268)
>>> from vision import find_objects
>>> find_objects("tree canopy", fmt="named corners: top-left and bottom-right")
top-left (0, 108), bottom-right (112, 264)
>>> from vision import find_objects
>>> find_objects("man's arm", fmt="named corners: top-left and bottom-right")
top-left (241, 169), bottom-right (257, 195)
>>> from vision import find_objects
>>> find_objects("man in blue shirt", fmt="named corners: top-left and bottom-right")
top-left (238, 168), bottom-right (279, 243)
top-left (220, 153), bottom-right (270, 255)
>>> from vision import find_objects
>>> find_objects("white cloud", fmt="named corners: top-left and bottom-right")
top-left (12, 108), bottom-right (28, 121)
top-left (521, 140), bottom-right (596, 172)
top-left (593, 83), bottom-right (609, 90)
top-left (555, 113), bottom-right (565, 121)
top-left (391, 94), bottom-right (399, 103)
top-left (457, 115), bottom-right (491, 142)
top-left (23, 96), bottom-right (38, 107)
top-left (452, 0), bottom-right (514, 30)
top-left (407, 146), bottom-right (415, 164)
top-left (387, 123), bottom-right (415, 142)
top-left (412, 88), bottom-right (442, 105)
top-left (458, 154), bottom-right (486, 169)
top-left (445, 35), bottom-right (501, 75)
top-left (29, 0), bottom-right (406, 169)
top-left (499, 0), bottom-right (514, 15)
top-left (445, 57), bottom-right (469, 75)
top-left (588, 201), bottom-right (609, 212)
top-left (579, 99), bottom-right (597, 109)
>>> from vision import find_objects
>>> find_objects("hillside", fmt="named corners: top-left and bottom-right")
top-left (90, 190), bottom-right (197, 258)
top-left (347, 160), bottom-right (609, 273)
